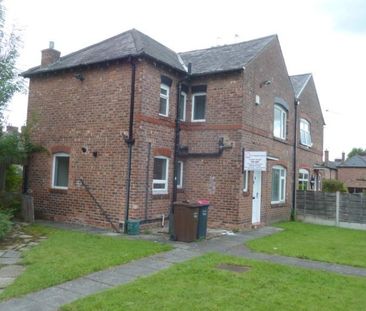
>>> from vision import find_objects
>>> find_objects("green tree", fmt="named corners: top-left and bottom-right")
top-left (322, 179), bottom-right (347, 193)
top-left (0, 0), bottom-right (24, 125)
top-left (347, 148), bottom-right (366, 159)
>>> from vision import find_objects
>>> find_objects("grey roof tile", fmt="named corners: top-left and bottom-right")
top-left (339, 155), bottom-right (366, 168)
top-left (22, 29), bottom-right (186, 77)
top-left (178, 35), bottom-right (276, 75)
top-left (22, 31), bottom-right (277, 77)
top-left (290, 73), bottom-right (312, 97)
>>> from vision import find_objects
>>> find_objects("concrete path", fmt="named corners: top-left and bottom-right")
top-left (1, 225), bottom-right (366, 310)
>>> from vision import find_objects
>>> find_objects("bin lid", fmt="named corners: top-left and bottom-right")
top-left (197, 199), bottom-right (209, 205)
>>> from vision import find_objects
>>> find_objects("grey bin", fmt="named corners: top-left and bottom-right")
top-left (197, 204), bottom-right (209, 240)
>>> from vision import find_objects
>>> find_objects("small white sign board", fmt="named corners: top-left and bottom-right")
top-left (244, 151), bottom-right (267, 171)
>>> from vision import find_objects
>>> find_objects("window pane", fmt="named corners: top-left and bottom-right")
top-left (177, 161), bottom-right (182, 187)
top-left (179, 94), bottom-right (186, 120)
top-left (153, 158), bottom-right (166, 180)
top-left (160, 87), bottom-right (167, 96)
top-left (280, 178), bottom-right (285, 201)
top-left (272, 169), bottom-right (280, 201)
top-left (274, 108), bottom-right (281, 137)
top-left (159, 97), bottom-right (167, 115)
top-left (153, 183), bottom-right (165, 189)
top-left (55, 156), bottom-right (69, 187)
top-left (193, 95), bottom-right (206, 120)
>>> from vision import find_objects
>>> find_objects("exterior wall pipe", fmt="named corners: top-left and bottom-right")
top-left (291, 98), bottom-right (300, 220)
top-left (124, 58), bottom-right (136, 233)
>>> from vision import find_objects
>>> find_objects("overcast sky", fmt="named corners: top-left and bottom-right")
top-left (3, 0), bottom-right (366, 161)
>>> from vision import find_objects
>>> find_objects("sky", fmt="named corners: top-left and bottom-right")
top-left (2, 0), bottom-right (366, 161)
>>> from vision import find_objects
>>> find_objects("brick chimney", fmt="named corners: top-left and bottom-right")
top-left (324, 150), bottom-right (329, 164)
top-left (342, 152), bottom-right (345, 162)
top-left (41, 41), bottom-right (60, 66)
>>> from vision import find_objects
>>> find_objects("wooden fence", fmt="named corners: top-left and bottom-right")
top-left (296, 191), bottom-right (366, 230)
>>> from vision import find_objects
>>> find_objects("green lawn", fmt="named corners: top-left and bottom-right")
top-left (62, 253), bottom-right (366, 311)
top-left (246, 221), bottom-right (366, 267)
top-left (0, 225), bottom-right (171, 300)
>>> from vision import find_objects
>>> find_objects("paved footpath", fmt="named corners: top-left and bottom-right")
top-left (1, 226), bottom-right (366, 311)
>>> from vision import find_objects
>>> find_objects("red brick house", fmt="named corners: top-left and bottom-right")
top-left (337, 155), bottom-right (366, 193)
top-left (22, 29), bottom-right (324, 230)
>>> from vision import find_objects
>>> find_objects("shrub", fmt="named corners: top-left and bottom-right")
top-left (322, 179), bottom-right (347, 193)
top-left (5, 165), bottom-right (23, 192)
top-left (0, 192), bottom-right (21, 217)
top-left (0, 211), bottom-right (12, 240)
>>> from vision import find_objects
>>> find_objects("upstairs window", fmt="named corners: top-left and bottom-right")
top-left (273, 104), bottom-right (287, 139)
top-left (178, 92), bottom-right (187, 121)
top-left (153, 157), bottom-right (169, 194)
top-left (298, 169), bottom-right (309, 190)
top-left (52, 153), bottom-right (70, 189)
top-left (300, 119), bottom-right (312, 147)
top-left (192, 92), bottom-right (206, 122)
top-left (271, 165), bottom-right (286, 203)
top-left (159, 84), bottom-right (170, 116)
top-left (177, 161), bottom-right (183, 188)
top-left (243, 170), bottom-right (249, 192)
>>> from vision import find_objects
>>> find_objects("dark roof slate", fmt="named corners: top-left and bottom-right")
top-left (290, 73), bottom-right (312, 98)
top-left (22, 29), bottom-right (186, 77)
top-left (178, 35), bottom-right (276, 75)
top-left (22, 30), bottom-right (277, 77)
top-left (339, 155), bottom-right (366, 168)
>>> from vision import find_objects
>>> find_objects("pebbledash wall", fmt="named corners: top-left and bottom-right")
top-left (25, 36), bottom-right (323, 230)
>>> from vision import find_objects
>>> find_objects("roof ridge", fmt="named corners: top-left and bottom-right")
top-left (178, 34), bottom-right (277, 55)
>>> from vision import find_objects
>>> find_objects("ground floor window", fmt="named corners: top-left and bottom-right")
top-left (298, 169), bottom-right (309, 190)
top-left (153, 157), bottom-right (169, 194)
top-left (271, 165), bottom-right (286, 203)
top-left (52, 153), bottom-right (70, 189)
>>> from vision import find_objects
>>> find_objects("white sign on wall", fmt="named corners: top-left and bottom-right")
top-left (244, 151), bottom-right (267, 171)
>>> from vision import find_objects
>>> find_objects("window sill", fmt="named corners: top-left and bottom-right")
top-left (49, 188), bottom-right (68, 194)
top-left (158, 114), bottom-right (169, 118)
top-left (273, 137), bottom-right (290, 145)
top-left (152, 193), bottom-right (170, 200)
top-left (299, 143), bottom-right (312, 150)
top-left (271, 202), bottom-right (286, 208)
top-left (191, 119), bottom-right (206, 123)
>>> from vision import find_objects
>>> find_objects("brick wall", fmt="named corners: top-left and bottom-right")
top-left (338, 167), bottom-right (366, 190)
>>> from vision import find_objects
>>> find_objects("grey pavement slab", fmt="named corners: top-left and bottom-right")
top-left (0, 277), bottom-right (15, 288)
top-left (85, 268), bottom-right (138, 286)
top-left (2, 250), bottom-right (21, 258)
top-left (0, 257), bottom-right (20, 265)
top-left (25, 285), bottom-right (82, 307)
top-left (58, 277), bottom-right (111, 296)
top-left (149, 248), bottom-right (199, 263)
top-left (0, 265), bottom-right (25, 278)
top-left (0, 297), bottom-right (55, 311)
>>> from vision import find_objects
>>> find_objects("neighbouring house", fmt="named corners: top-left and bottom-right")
top-left (290, 74), bottom-right (324, 191)
top-left (337, 154), bottom-right (366, 193)
top-left (21, 29), bottom-right (324, 230)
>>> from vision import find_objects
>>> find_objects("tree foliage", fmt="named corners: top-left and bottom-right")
top-left (322, 179), bottom-right (347, 193)
top-left (0, 0), bottom-right (24, 124)
top-left (347, 148), bottom-right (366, 159)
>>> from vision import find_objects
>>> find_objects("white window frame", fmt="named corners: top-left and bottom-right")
top-left (52, 153), bottom-right (70, 190)
top-left (191, 92), bottom-right (206, 122)
top-left (298, 169), bottom-right (309, 191)
top-left (159, 84), bottom-right (170, 117)
top-left (273, 104), bottom-right (287, 139)
top-left (300, 118), bottom-right (312, 147)
top-left (271, 165), bottom-right (286, 204)
top-left (152, 156), bottom-right (169, 194)
top-left (177, 161), bottom-right (183, 189)
top-left (243, 170), bottom-right (249, 192)
top-left (179, 92), bottom-right (187, 121)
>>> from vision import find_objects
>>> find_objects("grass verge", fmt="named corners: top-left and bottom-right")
top-left (0, 225), bottom-right (171, 300)
top-left (246, 221), bottom-right (366, 267)
top-left (62, 253), bottom-right (366, 311)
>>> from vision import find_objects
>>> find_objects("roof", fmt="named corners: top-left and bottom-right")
top-left (178, 35), bottom-right (276, 75)
top-left (290, 73), bottom-right (312, 98)
top-left (22, 29), bottom-right (186, 77)
top-left (339, 155), bottom-right (366, 168)
top-left (22, 30), bottom-right (277, 77)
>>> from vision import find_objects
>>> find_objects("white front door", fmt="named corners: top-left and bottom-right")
top-left (252, 170), bottom-right (262, 224)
